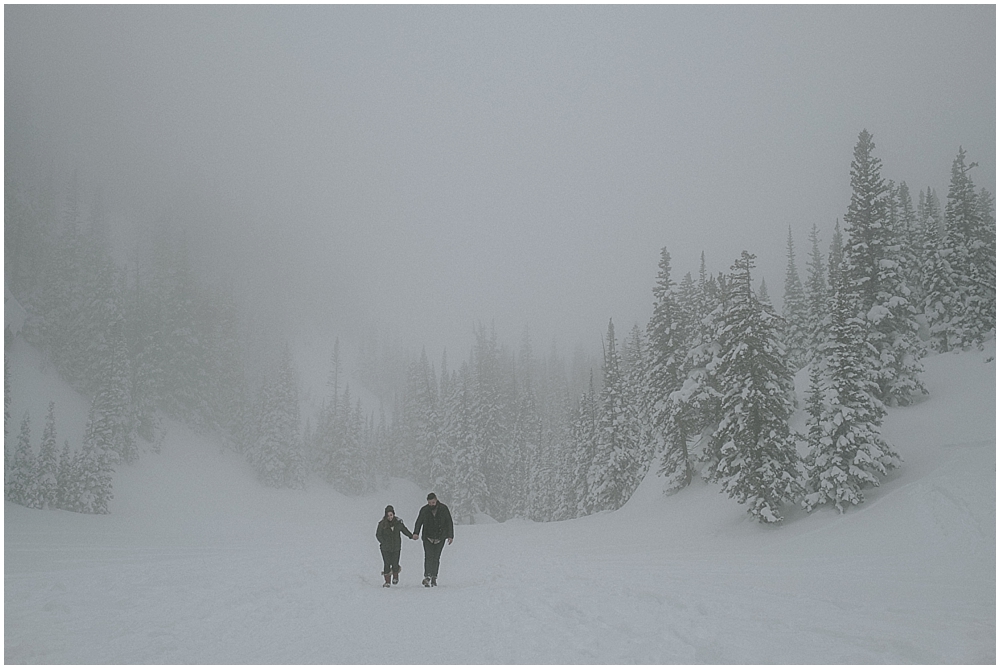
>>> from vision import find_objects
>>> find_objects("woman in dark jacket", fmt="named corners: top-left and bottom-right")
top-left (376, 505), bottom-right (415, 587)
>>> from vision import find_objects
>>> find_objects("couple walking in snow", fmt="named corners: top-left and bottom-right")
top-left (376, 492), bottom-right (454, 588)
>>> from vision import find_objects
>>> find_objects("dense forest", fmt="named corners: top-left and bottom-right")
top-left (4, 131), bottom-right (995, 523)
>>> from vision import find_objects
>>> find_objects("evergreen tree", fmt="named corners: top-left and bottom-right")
top-left (56, 439), bottom-right (81, 511)
top-left (471, 324), bottom-right (509, 520)
top-left (4, 355), bottom-right (10, 442)
top-left (92, 279), bottom-right (140, 464)
top-left (622, 323), bottom-right (653, 482)
top-left (917, 187), bottom-right (956, 351)
top-left (895, 182), bottom-right (923, 310)
top-left (586, 319), bottom-right (644, 513)
top-left (970, 188), bottom-right (996, 341)
top-left (646, 249), bottom-right (693, 492)
top-left (38, 402), bottom-right (59, 508)
top-left (80, 402), bottom-right (115, 514)
top-left (803, 272), bottom-right (901, 513)
top-left (571, 372), bottom-right (598, 517)
top-left (707, 252), bottom-right (802, 523)
top-left (941, 147), bottom-right (981, 349)
top-left (510, 331), bottom-right (541, 519)
top-left (445, 362), bottom-right (486, 523)
top-left (842, 130), bottom-right (888, 314)
top-left (802, 362), bottom-right (825, 467)
top-left (4, 354), bottom-right (10, 485)
top-left (828, 220), bottom-right (845, 294)
top-left (535, 345), bottom-right (573, 521)
top-left (842, 130), bottom-right (925, 405)
top-left (782, 227), bottom-right (810, 370)
top-left (804, 222), bottom-right (829, 360)
top-left (249, 345), bottom-right (304, 488)
top-left (682, 271), bottom-right (729, 473)
top-left (8, 411), bottom-right (39, 507)
top-left (757, 278), bottom-right (772, 308)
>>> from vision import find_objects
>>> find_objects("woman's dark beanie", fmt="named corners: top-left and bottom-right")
top-left (385, 505), bottom-right (394, 515)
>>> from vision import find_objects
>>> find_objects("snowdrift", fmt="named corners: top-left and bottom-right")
top-left (5, 336), bottom-right (995, 663)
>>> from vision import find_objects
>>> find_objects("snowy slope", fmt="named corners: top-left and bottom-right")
top-left (4, 338), bottom-right (995, 664)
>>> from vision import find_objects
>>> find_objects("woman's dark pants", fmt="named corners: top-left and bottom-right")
top-left (381, 549), bottom-right (401, 575)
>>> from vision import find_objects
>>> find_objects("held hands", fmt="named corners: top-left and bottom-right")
top-left (447, 538), bottom-right (453, 545)
top-left (412, 534), bottom-right (419, 540)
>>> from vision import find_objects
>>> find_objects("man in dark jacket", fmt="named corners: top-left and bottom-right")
top-left (412, 492), bottom-right (454, 587)
top-left (376, 505), bottom-right (415, 587)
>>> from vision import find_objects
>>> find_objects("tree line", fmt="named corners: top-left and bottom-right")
top-left (5, 131), bottom-right (994, 522)
top-left (380, 131), bottom-right (994, 523)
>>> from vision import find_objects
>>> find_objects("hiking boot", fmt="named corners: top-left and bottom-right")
top-left (383, 573), bottom-right (391, 588)
top-left (430, 577), bottom-right (437, 587)
top-left (392, 571), bottom-right (399, 585)
top-left (422, 577), bottom-right (431, 587)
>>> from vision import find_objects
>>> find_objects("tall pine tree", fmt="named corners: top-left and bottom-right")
top-left (707, 252), bottom-right (802, 523)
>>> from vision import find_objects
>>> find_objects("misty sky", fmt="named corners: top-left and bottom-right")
top-left (6, 5), bottom-right (995, 358)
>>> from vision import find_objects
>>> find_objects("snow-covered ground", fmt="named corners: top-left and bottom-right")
top-left (4, 338), bottom-right (995, 663)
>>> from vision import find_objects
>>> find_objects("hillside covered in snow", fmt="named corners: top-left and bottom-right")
top-left (4, 335), bottom-right (994, 664)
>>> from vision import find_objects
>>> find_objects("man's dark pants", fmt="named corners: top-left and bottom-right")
top-left (422, 538), bottom-right (445, 578)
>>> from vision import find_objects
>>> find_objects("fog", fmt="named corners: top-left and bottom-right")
top-left (6, 5), bottom-right (995, 357)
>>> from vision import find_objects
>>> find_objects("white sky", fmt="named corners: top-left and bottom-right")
top-left (6, 5), bottom-right (995, 358)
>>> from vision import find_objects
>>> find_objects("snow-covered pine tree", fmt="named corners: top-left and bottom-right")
top-left (622, 323), bottom-right (653, 481)
top-left (707, 252), bottom-right (802, 523)
top-left (803, 271), bottom-right (901, 513)
top-left (510, 331), bottom-right (541, 519)
top-left (527, 344), bottom-right (570, 521)
top-left (569, 372), bottom-right (598, 517)
top-left (79, 402), bottom-right (115, 514)
top-left (941, 147), bottom-right (981, 349)
top-left (313, 344), bottom-right (344, 485)
top-left (37, 402), bottom-right (59, 508)
top-left (93, 286), bottom-right (139, 465)
top-left (4, 353), bottom-right (11, 442)
top-left (894, 182), bottom-right (923, 311)
top-left (75, 189), bottom-right (121, 397)
top-left (842, 130), bottom-right (888, 314)
top-left (437, 368), bottom-right (465, 514)
top-left (646, 249), bottom-right (694, 492)
top-left (802, 361), bottom-right (825, 468)
top-left (586, 319), bottom-right (644, 513)
top-left (337, 388), bottom-right (373, 495)
top-left (56, 439), bottom-right (81, 511)
top-left (410, 349), bottom-right (441, 491)
top-left (426, 387), bottom-right (456, 505)
top-left (917, 187), bottom-right (956, 352)
top-left (782, 227), bottom-right (810, 371)
top-left (471, 324), bottom-right (509, 520)
top-left (3, 354), bottom-right (10, 491)
top-left (249, 345), bottom-right (304, 488)
top-left (804, 222), bottom-right (829, 361)
top-left (683, 271), bottom-right (729, 474)
top-left (970, 187), bottom-right (996, 341)
top-left (941, 147), bottom-right (995, 347)
top-left (872, 204), bottom-right (927, 406)
top-left (828, 220), bottom-right (845, 295)
top-left (7, 411), bottom-right (39, 507)
top-left (841, 130), bottom-right (924, 406)
top-left (445, 362), bottom-right (486, 523)
top-left (127, 259), bottom-right (164, 444)
top-left (277, 345), bottom-right (305, 489)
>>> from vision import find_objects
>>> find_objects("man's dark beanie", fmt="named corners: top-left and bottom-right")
top-left (427, 492), bottom-right (437, 500)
